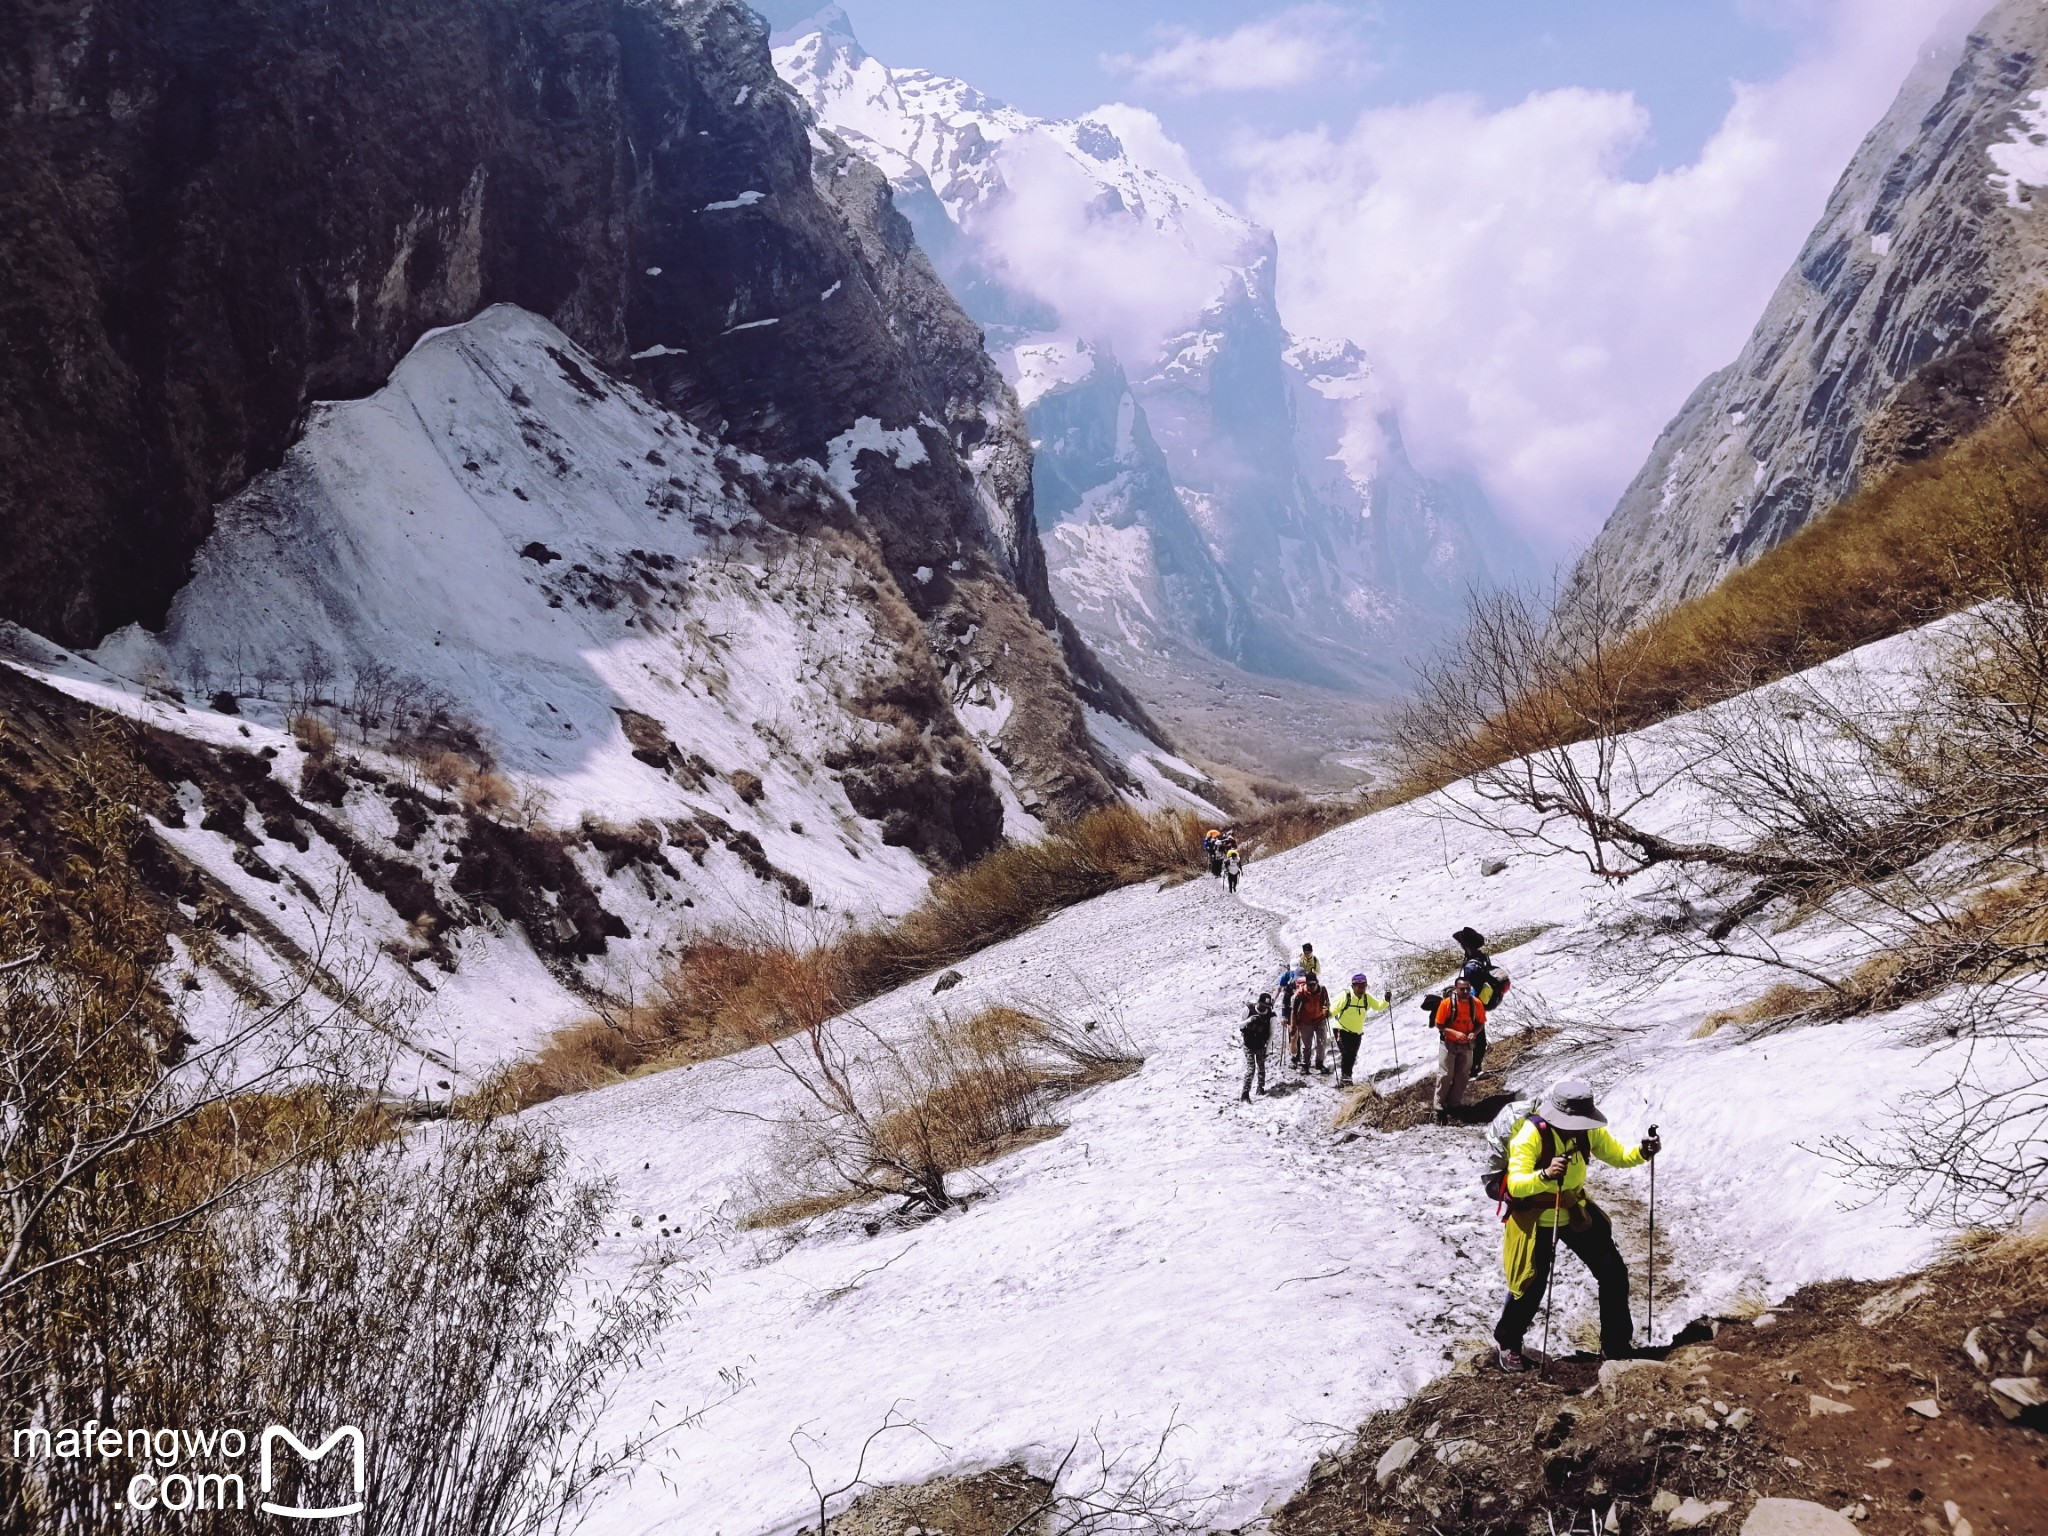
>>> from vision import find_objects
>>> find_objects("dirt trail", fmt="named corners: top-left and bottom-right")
top-left (1274, 1230), bottom-right (2048, 1536)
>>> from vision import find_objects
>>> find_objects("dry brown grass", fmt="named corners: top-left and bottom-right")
top-left (1395, 400), bottom-right (2048, 805)
top-left (742, 1003), bottom-right (1141, 1225)
top-left (485, 795), bottom-right (1386, 1114)
top-left (460, 768), bottom-right (515, 814)
top-left (289, 712), bottom-right (336, 757)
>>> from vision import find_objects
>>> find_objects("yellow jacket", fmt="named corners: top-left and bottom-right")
top-left (1505, 1120), bottom-right (1648, 1225)
top-left (1330, 989), bottom-right (1389, 1034)
top-left (1499, 1119), bottom-right (1648, 1296)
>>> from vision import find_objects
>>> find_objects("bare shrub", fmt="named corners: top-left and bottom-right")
top-left (461, 768), bottom-right (516, 815)
top-left (750, 1004), bottom-right (1141, 1220)
top-left (412, 750), bottom-right (467, 788)
top-left (0, 730), bottom-right (680, 1532)
top-left (290, 712), bottom-right (337, 758)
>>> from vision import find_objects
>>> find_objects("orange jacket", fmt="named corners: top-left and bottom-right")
top-left (1433, 995), bottom-right (1487, 1043)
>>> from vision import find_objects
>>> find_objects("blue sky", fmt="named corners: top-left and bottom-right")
top-left (765, 1), bottom-right (1980, 550)
top-left (807, 2), bottom-right (1828, 193)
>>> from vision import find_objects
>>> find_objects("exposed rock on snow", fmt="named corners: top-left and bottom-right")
top-left (0, 0), bottom-right (1153, 831)
top-left (1577, 0), bottom-right (2048, 616)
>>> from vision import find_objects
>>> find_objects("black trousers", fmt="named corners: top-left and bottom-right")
top-left (1335, 1029), bottom-right (1362, 1080)
top-left (1471, 1028), bottom-right (1488, 1077)
top-left (1494, 1204), bottom-right (1633, 1356)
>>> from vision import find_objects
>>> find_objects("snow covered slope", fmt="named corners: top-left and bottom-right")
top-left (0, 306), bottom-right (1214, 1083)
top-left (771, 7), bottom-right (1530, 748)
top-left (544, 615), bottom-right (2017, 1535)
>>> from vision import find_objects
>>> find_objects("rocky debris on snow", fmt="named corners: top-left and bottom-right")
top-left (1271, 1229), bottom-right (2048, 1536)
top-left (814, 1463), bottom-right (1052, 1536)
top-left (1738, 1498), bottom-right (1861, 1536)
top-left (1480, 858), bottom-right (1509, 876)
top-left (932, 970), bottom-right (966, 994)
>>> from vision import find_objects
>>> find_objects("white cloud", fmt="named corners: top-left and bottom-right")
top-left (969, 128), bottom-right (1246, 366)
top-left (1105, 5), bottom-right (1364, 96)
top-left (1235, 0), bottom-right (1979, 554)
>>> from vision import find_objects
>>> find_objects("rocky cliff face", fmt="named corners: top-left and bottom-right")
top-left (1, 0), bottom-right (1153, 837)
top-left (1577, 0), bottom-right (2048, 615)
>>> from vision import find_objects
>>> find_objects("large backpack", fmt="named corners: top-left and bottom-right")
top-left (1481, 1099), bottom-right (1539, 1202)
top-left (1462, 956), bottom-right (1511, 1007)
top-left (1296, 984), bottom-right (1327, 1024)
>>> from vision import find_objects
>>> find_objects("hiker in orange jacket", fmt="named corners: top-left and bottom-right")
top-left (1431, 975), bottom-right (1487, 1123)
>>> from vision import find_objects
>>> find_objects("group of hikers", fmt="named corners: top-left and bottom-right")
top-left (1235, 924), bottom-right (1665, 1372)
top-left (1201, 828), bottom-right (1243, 892)
top-left (1240, 927), bottom-right (1508, 1119)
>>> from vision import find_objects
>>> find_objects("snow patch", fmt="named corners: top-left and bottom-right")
top-left (819, 417), bottom-right (929, 500)
top-left (703, 190), bottom-right (767, 211)
top-left (1989, 89), bottom-right (2048, 208)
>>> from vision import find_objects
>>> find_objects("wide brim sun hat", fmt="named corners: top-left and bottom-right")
top-left (1539, 1078), bottom-right (1609, 1131)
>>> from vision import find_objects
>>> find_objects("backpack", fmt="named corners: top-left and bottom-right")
top-left (1481, 1099), bottom-right (1540, 1202)
top-left (1462, 956), bottom-right (1511, 1006)
top-left (1296, 985), bottom-right (1327, 1024)
top-left (1241, 1003), bottom-right (1273, 1049)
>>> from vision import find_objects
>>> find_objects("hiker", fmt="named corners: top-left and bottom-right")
top-left (1297, 942), bottom-right (1320, 979)
top-left (1290, 971), bottom-right (1330, 1073)
top-left (1330, 973), bottom-right (1389, 1086)
top-left (1450, 926), bottom-right (1509, 1075)
top-left (1490, 1079), bottom-right (1661, 1372)
top-left (1223, 847), bottom-right (1243, 893)
top-left (1206, 829), bottom-right (1224, 878)
top-left (1430, 975), bottom-right (1486, 1122)
top-left (1239, 992), bottom-right (1275, 1101)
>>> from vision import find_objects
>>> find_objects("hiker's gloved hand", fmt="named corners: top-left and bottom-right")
top-left (1640, 1133), bottom-right (1662, 1160)
top-left (1543, 1156), bottom-right (1569, 1181)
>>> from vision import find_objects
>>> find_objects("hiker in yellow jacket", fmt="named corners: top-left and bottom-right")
top-left (1330, 973), bottom-right (1388, 1087)
top-left (1492, 1078), bottom-right (1661, 1373)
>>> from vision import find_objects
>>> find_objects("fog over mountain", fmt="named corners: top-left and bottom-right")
top-left (771, 3), bottom-right (1533, 778)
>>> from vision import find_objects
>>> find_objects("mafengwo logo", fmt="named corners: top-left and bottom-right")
top-left (9, 1419), bottom-right (366, 1519)
top-left (260, 1426), bottom-right (367, 1519)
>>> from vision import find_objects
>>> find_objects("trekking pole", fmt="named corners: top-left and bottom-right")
top-left (1540, 1180), bottom-right (1563, 1367)
top-left (1646, 1123), bottom-right (1659, 1349)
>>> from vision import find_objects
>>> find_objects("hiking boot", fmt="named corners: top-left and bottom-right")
top-left (1495, 1346), bottom-right (1531, 1374)
top-left (1433, 1108), bottom-right (1449, 1126)
top-left (1240, 1090), bottom-right (1250, 1103)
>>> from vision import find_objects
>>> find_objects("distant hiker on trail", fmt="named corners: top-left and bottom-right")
top-left (1331, 974), bottom-right (1389, 1087)
top-left (1430, 975), bottom-right (1487, 1122)
top-left (1451, 926), bottom-right (1510, 1076)
top-left (1489, 1079), bottom-right (1661, 1373)
top-left (1296, 942), bottom-right (1320, 979)
top-left (1206, 829), bottom-right (1224, 878)
top-left (1289, 972), bottom-right (1330, 1074)
top-left (1240, 993), bottom-right (1275, 1102)
top-left (1223, 848), bottom-right (1243, 893)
